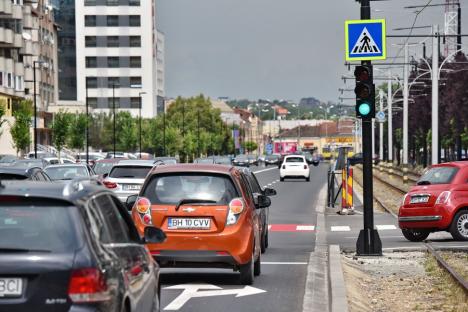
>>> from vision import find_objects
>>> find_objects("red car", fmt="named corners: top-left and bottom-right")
top-left (399, 162), bottom-right (468, 241)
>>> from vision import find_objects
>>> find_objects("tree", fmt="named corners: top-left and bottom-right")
top-left (116, 111), bottom-right (137, 152)
top-left (51, 111), bottom-right (72, 159)
top-left (68, 114), bottom-right (87, 151)
top-left (10, 100), bottom-right (33, 156)
top-left (243, 141), bottom-right (258, 153)
top-left (0, 99), bottom-right (7, 138)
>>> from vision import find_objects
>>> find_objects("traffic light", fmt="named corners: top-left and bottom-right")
top-left (354, 65), bottom-right (375, 119)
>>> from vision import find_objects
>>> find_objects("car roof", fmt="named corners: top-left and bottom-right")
top-left (148, 163), bottom-right (235, 176)
top-left (432, 161), bottom-right (468, 168)
top-left (45, 164), bottom-right (88, 168)
top-left (95, 158), bottom-right (122, 163)
top-left (115, 160), bottom-right (157, 166)
top-left (0, 180), bottom-right (106, 205)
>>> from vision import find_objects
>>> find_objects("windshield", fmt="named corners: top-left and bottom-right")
top-left (94, 162), bottom-right (116, 175)
top-left (0, 205), bottom-right (79, 252)
top-left (143, 174), bottom-right (238, 205)
top-left (266, 155), bottom-right (279, 160)
top-left (109, 166), bottom-right (152, 179)
top-left (235, 156), bottom-right (248, 161)
top-left (418, 166), bottom-right (458, 185)
top-left (44, 166), bottom-right (89, 180)
top-left (286, 157), bottom-right (305, 163)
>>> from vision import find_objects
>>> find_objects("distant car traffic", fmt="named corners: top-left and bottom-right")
top-left (233, 155), bottom-right (250, 167)
top-left (213, 156), bottom-right (232, 165)
top-left (44, 164), bottom-right (96, 182)
top-left (0, 167), bottom-right (51, 181)
top-left (0, 155), bottom-right (18, 167)
top-left (194, 157), bottom-right (215, 164)
top-left (127, 164), bottom-right (268, 285)
top-left (154, 157), bottom-right (178, 165)
top-left (247, 155), bottom-right (259, 166)
top-left (103, 160), bottom-right (159, 202)
top-left (0, 180), bottom-right (165, 312)
top-left (264, 154), bottom-right (280, 166)
top-left (43, 157), bottom-right (75, 165)
top-left (399, 162), bottom-right (468, 241)
top-left (93, 158), bottom-right (121, 178)
top-left (280, 155), bottom-right (310, 182)
top-left (10, 159), bottom-right (49, 169)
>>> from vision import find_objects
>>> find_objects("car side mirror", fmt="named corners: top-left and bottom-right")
top-left (103, 173), bottom-right (109, 179)
top-left (263, 188), bottom-right (277, 196)
top-left (255, 194), bottom-right (271, 209)
top-left (126, 194), bottom-right (138, 211)
top-left (143, 227), bottom-right (166, 244)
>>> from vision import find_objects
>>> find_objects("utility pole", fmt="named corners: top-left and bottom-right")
top-left (432, 25), bottom-right (439, 165)
top-left (387, 71), bottom-right (393, 168)
top-left (355, 0), bottom-right (382, 256)
top-left (403, 43), bottom-right (409, 168)
top-left (379, 89), bottom-right (384, 164)
top-left (85, 82), bottom-right (89, 165)
top-left (113, 83), bottom-right (116, 158)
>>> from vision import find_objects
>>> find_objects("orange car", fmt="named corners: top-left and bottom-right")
top-left (127, 164), bottom-right (270, 285)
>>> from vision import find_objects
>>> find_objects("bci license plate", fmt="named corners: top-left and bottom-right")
top-left (410, 196), bottom-right (429, 204)
top-left (0, 278), bottom-right (22, 297)
top-left (168, 218), bottom-right (211, 230)
top-left (123, 184), bottom-right (141, 191)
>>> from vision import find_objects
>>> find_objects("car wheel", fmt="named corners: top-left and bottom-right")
top-left (450, 210), bottom-right (468, 241)
top-left (401, 229), bottom-right (430, 242)
top-left (254, 253), bottom-right (261, 276)
top-left (260, 228), bottom-right (267, 254)
top-left (239, 256), bottom-right (254, 285)
top-left (280, 177), bottom-right (284, 182)
top-left (265, 228), bottom-right (269, 248)
top-left (306, 176), bottom-right (310, 182)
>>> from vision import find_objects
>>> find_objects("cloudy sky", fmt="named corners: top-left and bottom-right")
top-left (157, 0), bottom-right (467, 103)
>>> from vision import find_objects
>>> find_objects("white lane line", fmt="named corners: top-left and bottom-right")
top-left (376, 225), bottom-right (398, 230)
top-left (296, 225), bottom-right (315, 231)
top-left (330, 226), bottom-right (351, 232)
top-left (261, 262), bottom-right (308, 265)
top-left (253, 167), bottom-right (278, 174)
top-left (343, 236), bottom-right (403, 239)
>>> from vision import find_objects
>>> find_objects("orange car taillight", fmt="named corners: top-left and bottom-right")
top-left (226, 198), bottom-right (244, 225)
top-left (135, 197), bottom-right (152, 225)
top-left (68, 268), bottom-right (110, 303)
top-left (436, 191), bottom-right (451, 205)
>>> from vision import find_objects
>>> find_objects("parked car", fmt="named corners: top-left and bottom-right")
top-left (399, 162), bottom-right (468, 241)
top-left (239, 167), bottom-right (277, 253)
top-left (43, 157), bottom-right (75, 166)
top-left (127, 164), bottom-right (269, 285)
top-left (247, 155), bottom-right (259, 166)
top-left (26, 151), bottom-right (54, 159)
top-left (10, 159), bottom-right (49, 169)
top-left (233, 155), bottom-right (250, 167)
top-left (264, 154), bottom-right (280, 166)
top-left (0, 180), bottom-right (165, 311)
top-left (103, 160), bottom-right (159, 202)
top-left (105, 152), bottom-right (137, 160)
top-left (0, 155), bottom-right (18, 167)
top-left (0, 167), bottom-right (51, 181)
top-left (93, 159), bottom-right (121, 178)
top-left (280, 155), bottom-right (310, 182)
top-left (75, 152), bottom-right (105, 166)
top-left (194, 157), bottom-right (215, 164)
top-left (44, 164), bottom-right (97, 182)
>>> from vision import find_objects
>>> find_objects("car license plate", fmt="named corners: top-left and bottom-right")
top-left (0, 278), bottom-right (22, 297)
top-left (123, 184), bottom-right (141, 191)
top-left (168, 218), bottom-right (211, 230)
top-left (410, 196), bottom-right (429, 204)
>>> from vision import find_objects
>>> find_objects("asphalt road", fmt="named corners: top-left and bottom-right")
top-left (159, 164), bottom-right (328, 312)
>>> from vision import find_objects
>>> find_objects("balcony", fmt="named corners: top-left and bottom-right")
top-left (21, 40), bottom-right (35, 55)
top-left (22, 6), bottom-right (33, 29)
top-left (13, 33), bottom-right (23, 48)
top-left (0, 28), bottom-right (14, 47)
top-left (0, 1), bottom-right (13, 16)
top-left (15, 61), bottom-right (24, 76)
top-left (12, 4), bottom-right (22, 19)
top-left (24, 66), bottom-right (33, 83)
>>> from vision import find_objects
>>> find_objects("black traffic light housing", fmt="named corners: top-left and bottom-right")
top-left (354, 65), bottom-right (375, 119)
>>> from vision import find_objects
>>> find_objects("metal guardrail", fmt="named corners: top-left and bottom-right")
top-left (425, 242), bottom-right (468, 294)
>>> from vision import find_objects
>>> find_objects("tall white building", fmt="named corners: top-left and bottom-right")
top-left (76, 0), bottom-right (164, 118)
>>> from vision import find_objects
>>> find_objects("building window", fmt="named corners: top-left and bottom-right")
top-left (85, 36), bottom-right (97, 47)
top-left (7, 73), bottom-right (12, 88)
top-left (130, 97), bottom-right (140, 108)
top-left (107, 77), bottom-right (120, 88)
top-left (84, 0), bottom-right (96, 6)
top-left (106, 0), bottom-right (119, 6)
top-left (86, 77), bottom-right (98, 88)
top-left (107, 15), bottom-right (119, 27)
top-left (107, 36), bottom-right (119, 47)
top-left (129, 16), bottom-right (141, 27)
top-left (88, 97), bottom-right (98, 108)
top-left (130, 77), bottom-right (142, 87)
top-left (0, 72), bottom-right (3, 86)
top-left (108, 97), bottom-right (120, 108)
top-left (129, 36), bottom-right (141, 47)
top-left (85, 57), bottom-right (97, 68)
top-left (107, 57), bottom-right (120, 68)
top-left (129, 56), bottom-right (141, 68)
top-left (85, 15), bottom-right (96, 27)
top-left (129, 0), bottom-right (140, 6)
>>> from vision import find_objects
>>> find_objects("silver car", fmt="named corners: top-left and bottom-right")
top-left (102, 160), bottom-right (159, 202)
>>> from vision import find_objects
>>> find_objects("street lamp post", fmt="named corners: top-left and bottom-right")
top-left (85, 81), bottom-right (89, 164)
top-left (112, 83), bottom-right (117, 158)
top-left (33, 60), bottom-right (45, 159)
top-left (138, 92), bottom-right (146, 159)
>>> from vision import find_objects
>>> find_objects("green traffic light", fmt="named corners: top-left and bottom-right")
top-left (358, 103), bottom-right (371, 116)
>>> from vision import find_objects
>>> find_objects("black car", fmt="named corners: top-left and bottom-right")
top-left (0, 180), bottom-right (165, 312)
top-left (0, 167), bottom-right (51, 181)
top-left (239, 168), bottom-right (277, 253)
top-left (233, 155), bottom-right (250, 167)
top-left (264, 155), bottom-right (280, 166)
top-left (347, 153), bottom-right (363, 166)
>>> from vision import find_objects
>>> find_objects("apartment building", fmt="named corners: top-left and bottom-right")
top-left (75, 0), bottom-right (164, 118)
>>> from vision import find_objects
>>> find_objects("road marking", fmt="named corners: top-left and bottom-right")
top-left (296, 225), bottom-right (316, 231)
top-left (269, 224), bottom-right (316, 232)
top-left (163, 284), bottom-right (266, 310)
top-left (253, 167), bottom-right (277, 174)
top-left (376, 224), bottom-right (397, 230)
top-left (343, 235), bottom-right (403, 239)
top-left (261, 262), bottom-right (308, 265)
top-left (330, 226), bottom-right (351, 232)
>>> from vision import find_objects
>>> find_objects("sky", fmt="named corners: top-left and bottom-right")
top-left (157, 0), bottom-right (468, 104)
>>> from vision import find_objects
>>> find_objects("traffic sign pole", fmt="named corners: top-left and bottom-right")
top-left (355, 0), bottom-right (382, 256)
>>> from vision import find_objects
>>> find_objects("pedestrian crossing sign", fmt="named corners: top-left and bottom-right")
top-left (345, 19), bottom-right (386, 61)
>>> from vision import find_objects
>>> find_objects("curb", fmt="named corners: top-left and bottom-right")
top-left (329, 245), bottom-right (348, 312)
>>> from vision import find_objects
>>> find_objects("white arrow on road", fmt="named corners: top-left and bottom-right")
top-left (163, 283), bottom-right (267, 310)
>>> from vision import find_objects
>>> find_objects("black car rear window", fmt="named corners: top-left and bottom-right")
top-left (286, 157), bottom-right (305, 163)
top-left (418, 166), bottom-right (459, 185)
top-left (109, 166), bottom-right (152, 179)
top-left (0, 204), bottom-right (79, 252)
top-left (0, 173), bottom-right (28, 180)
top-left (143, 174), bottom-right (239, 205)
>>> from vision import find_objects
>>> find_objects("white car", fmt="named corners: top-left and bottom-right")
top-left (280, 155), bottom-right (310, 182)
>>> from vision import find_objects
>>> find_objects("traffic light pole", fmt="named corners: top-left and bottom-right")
top-left (356, 0), bottom-right (382, 256)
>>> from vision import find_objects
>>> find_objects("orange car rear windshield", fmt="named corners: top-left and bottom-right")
top-left (143, 174), bottom-right (239, 205)
top-left (417, 167), bottom-right (459, 185)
